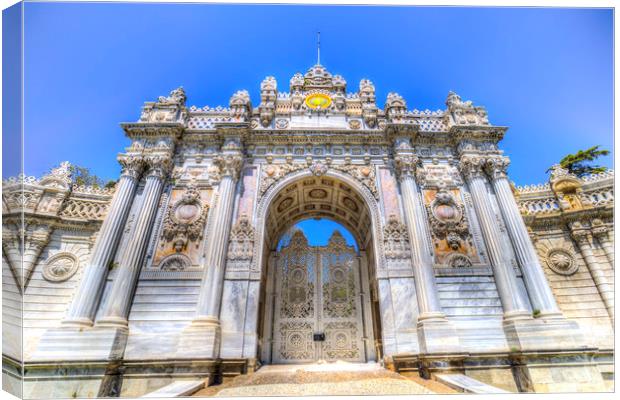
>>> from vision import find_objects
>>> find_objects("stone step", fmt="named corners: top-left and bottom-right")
top-left (435, 373), bottom-right (510, 394)
top-left (142, 380), bottom-right (205, 397)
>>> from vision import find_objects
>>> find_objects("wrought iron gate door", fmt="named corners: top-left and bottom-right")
top-left (272, 230), bottom-right (365, 363)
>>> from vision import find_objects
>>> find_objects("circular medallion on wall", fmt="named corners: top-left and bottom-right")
top-left (43, 253), bottom-right (79, 282)
top-left (545, 249), bottom-right (578, 275)
top-left (304, 93), bottom-right (332, 110)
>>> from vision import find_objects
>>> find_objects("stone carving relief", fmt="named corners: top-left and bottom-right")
top-left (536, 239), bottom-right (580, 276)
top-left (161, 185), bottom-right (208, 252)
top-left (445, 252), bottom-right (473, 268)
top-left (42, 252), bottom-right (79, 282)
top-left (259, 76), bottom-right (277, 127)
top-left (545, 249), bottom-right (578, 276)
top-left (258, 161), bottom-right (379, 200)
top-left (445, 91), bottom-right (489, 126)
top-left (426, 189), bottom-right (469, 250)
top-left (226, 215), bottom-right (255, 270)
top-left (158, 253), bottom-right (191, 271)
top-left (383, 215), bottom-right (411, 260)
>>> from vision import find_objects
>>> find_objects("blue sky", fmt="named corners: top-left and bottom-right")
top-left (3, 3), bottom-right (613, 186)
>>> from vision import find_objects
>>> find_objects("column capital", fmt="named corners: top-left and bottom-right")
top-left (144, 154), bottom-right (173, 179)
top-left (484, 155), bottom-right (511, 181)
top-left (591, 218), bottom-right (610, 239)
top-left (458, 153), bottom-right (487, 180)
top-left (214, 154), bottom-right (244, 181)
top-left (393, 154), bottom-right (420, 179)
top-left (570, 225), bottom-right (591, 245)
top-left (117, 154), bottom-right (145, 179)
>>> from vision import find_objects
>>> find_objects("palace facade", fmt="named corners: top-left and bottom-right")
top-left (2, 63), bottom-right (614, 397)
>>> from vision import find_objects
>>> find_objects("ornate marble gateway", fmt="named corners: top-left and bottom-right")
top-left (1, 62), bottom-right (614, 397)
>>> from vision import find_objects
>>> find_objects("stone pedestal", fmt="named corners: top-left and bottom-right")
top-left (417, 318), bottom-right (461, 355)
top-left (31, 326), bottom-right (129, 362)
top-left (503, 318), bottom-right (588, 352)
top-left (176, 321), bottom-right (221, 360)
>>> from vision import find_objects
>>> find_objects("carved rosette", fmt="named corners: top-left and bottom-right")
top-left (393, 154), bottom-right (420, 179)
top-left (383, 215), bottom-right (411, 260)
top-left (227, 215), bottom-right (255, 268)
top-left (159, 253), bottom-right (191, 271)
top-left (161, 185), bottom-right (208, 252)
top-left (536, 240), bottom-right (579, 276)
top-left (213, 154), bottom-right (244, 181)
top-left (42, 252), bottom-right (79, 282)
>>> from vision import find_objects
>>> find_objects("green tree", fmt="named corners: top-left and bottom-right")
top-left (68, 165), bottom-right (106, 188)
top-left (548, 146), bottom-right (610, 178)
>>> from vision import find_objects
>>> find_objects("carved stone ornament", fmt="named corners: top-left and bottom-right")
top-left (227, 215), bottom-right (255, 262)
top-left (309, 162), bottom-right (328, 177)
top-left (484, 155), bottom-right (510, 181)
top-left (162, 185), bottom-right (208, 252)
top-left (458, 154), bottom-right (486, 180)
top-left (145, 155), bottom-right (173, 179)
top-left (42, 252), bottom-right (79, 282)
top-left (159, 253), bottom-right (191, 271)
top-left (213, 154), bottom-right (244, 180)
top-left (394, 154), bottom-right (420, 178)
top-left (157, 87), bottom-right (187, 106)
top-left (383, 214), bottom-right (411, 260)
top-left (445, 253), bottom-right (473, 268)
top-left (545, 248), bottom-right (578, 276)
top-left (117, 154), bottom-right (144, 179)
top-left (426, 189), bottom-right (469, 250)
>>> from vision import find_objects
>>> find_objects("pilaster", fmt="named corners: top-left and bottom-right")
top-left (571, 224), bottom-right (614, 322)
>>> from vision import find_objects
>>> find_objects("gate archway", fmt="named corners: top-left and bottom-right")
top-left (253, 170), bottom-right (385, 364)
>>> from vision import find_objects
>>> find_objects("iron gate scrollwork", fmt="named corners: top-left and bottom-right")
top-left (272, 230), bottom-right (365, 363)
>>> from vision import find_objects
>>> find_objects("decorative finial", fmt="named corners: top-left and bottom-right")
top-left (317, 31), bottom-right (321, 65)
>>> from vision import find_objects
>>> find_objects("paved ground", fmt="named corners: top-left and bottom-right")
top-left (193, 362), bottom-right (457, 397)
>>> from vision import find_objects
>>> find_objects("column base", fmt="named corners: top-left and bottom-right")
top-left (95, 316), bottom-right (129, 328)
top-left (417, 317), bottom-right (461, 354)
top-left (176, 319), bottom-right (221, 359)
top-left (503, 317), bottom-right (589, 352)
top-left (31, 326), bottom-right (129, 362)
top-left (61, 317), bottom-right (95, 328)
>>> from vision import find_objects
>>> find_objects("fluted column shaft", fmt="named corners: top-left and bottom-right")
top-left (592, 226), bottom-right (614, 268)
top-left (64, 159), bottom-right (143, 327)
top-left (460, 157), bottom-right (530, 319)
top-left (97, 160), bottom-right (169, 327)
top-left (487, 161), bottom-right (562, 318)
top-left (394, 154), bottom-right (445, 320)
top-left (194, 154), bottom-right (243, 324)
top-left (572, 229), bottom-right (614, 322)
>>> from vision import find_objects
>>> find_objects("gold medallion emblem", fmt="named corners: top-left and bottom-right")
top-left (305, 93), bottom-right (332, 109)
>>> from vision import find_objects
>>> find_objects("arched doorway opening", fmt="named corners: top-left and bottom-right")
top-left (255, 174), bottom-right (383, 364)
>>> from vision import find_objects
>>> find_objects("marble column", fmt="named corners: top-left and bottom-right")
top-left (460, 155), bottom-right (530, 320)
top-left (194, 153), bottom-right (243, 324)
top-left (96, 155), bottom-right (171, 327)
top-left (63, 155), bottom-right (144, 327)
top-left (394, 154), bottom-right (444, 320)
top-left (485, 156), bottom-right (562, 319)
top-left (394, 150), bottom-right (460, 354)
top-left (177, 152), bottom-right (242, 359)
top-left (592, 220), bottom-right (614, 268)
top-left (571, 227), bottom-right (614, 322)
